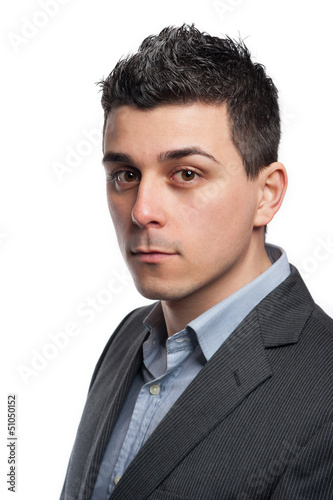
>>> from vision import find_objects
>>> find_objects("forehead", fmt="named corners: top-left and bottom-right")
top-left (103, 103), bottom-right (235, 158)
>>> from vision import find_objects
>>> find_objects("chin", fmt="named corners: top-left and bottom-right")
top-left (134, 281), bottom-right (191, 302)
top-left (135, 286), bottom-right (176, 301)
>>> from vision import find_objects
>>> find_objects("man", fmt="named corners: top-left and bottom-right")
top-left (61, 25), bottom-right (333, 499)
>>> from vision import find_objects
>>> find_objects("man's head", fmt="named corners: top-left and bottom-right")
top-left (99, 24), bottom-right (280, 179)
top-left (100, 25), bottom-right (287, 314)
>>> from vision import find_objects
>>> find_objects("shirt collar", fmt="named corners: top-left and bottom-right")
top-left (144, 244), bottom-right (290, 362)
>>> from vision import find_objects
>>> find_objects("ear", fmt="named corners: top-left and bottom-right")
top-left (254, 162), bottom-right (288, 227)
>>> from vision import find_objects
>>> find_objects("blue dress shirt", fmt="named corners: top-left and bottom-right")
top-left (91, 244), bottom-right (290, 499)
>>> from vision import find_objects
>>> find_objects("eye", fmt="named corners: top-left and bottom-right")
top-left (108, 169), bottom-right (140, 185)
top-left (171, 169), bottom-right (199, 183)
top-left (116, 170), bottom-right (139, 183)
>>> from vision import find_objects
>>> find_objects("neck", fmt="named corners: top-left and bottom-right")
top-left (161, 239), bottom-right (272, 337)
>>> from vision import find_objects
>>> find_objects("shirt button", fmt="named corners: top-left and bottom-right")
top-left (149, 384), bottom-right (161, 395)
top-left (114, 475), bottom-right (122, 485)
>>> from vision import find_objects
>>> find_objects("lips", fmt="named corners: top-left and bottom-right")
top-left (130, 248), bottom-right (178, 263)
top-left (132, 248), bottom-right (174, 255)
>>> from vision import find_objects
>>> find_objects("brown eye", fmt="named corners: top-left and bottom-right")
top-left (181, 170), bottom-right (196, 181)
top-left (116, 171), bottom-right (139, 182)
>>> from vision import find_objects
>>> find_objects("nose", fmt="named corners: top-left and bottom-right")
top-left (131, 178), bottom-right (167, 229)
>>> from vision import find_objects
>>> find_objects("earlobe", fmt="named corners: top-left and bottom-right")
top-left (254, 162), bottom-right (288, 227)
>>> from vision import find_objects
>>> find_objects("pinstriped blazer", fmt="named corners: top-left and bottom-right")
top-left (60, 266), bottom-right (333, 499)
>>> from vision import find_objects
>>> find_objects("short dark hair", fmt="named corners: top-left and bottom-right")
top-left (98, 24), bottom-right (280, 178)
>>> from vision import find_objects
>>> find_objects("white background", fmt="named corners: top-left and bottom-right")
top-left (1, 0), bottom-right (332, 498)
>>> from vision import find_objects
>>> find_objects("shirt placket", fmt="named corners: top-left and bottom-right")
top-left (109, 333), bottom-right (195, 493)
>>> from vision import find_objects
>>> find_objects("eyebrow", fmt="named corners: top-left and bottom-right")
top-left (102, 152), bottom-right (135, 164)
top-left (158, 147), bottom-right (220, 164)
top-left (102, 147), bottom-right (220, 165)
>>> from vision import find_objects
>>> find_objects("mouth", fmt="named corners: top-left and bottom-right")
top-left (130, 249), bottom-right (178, 263)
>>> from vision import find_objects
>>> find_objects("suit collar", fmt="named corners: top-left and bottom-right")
top-left (257, 265), bottom-right (314, 347)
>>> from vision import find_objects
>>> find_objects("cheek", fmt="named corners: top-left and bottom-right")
top-left (182, 189), bottom-right (256, 244)
top-left (220, 181), bottom-right (257, 220)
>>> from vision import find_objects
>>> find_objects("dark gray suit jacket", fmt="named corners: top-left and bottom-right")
top-left (61, 266), bottom-right (333, 499)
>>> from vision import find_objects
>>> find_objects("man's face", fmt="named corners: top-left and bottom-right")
top-left (103, 103), bottom-right (265, 306)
